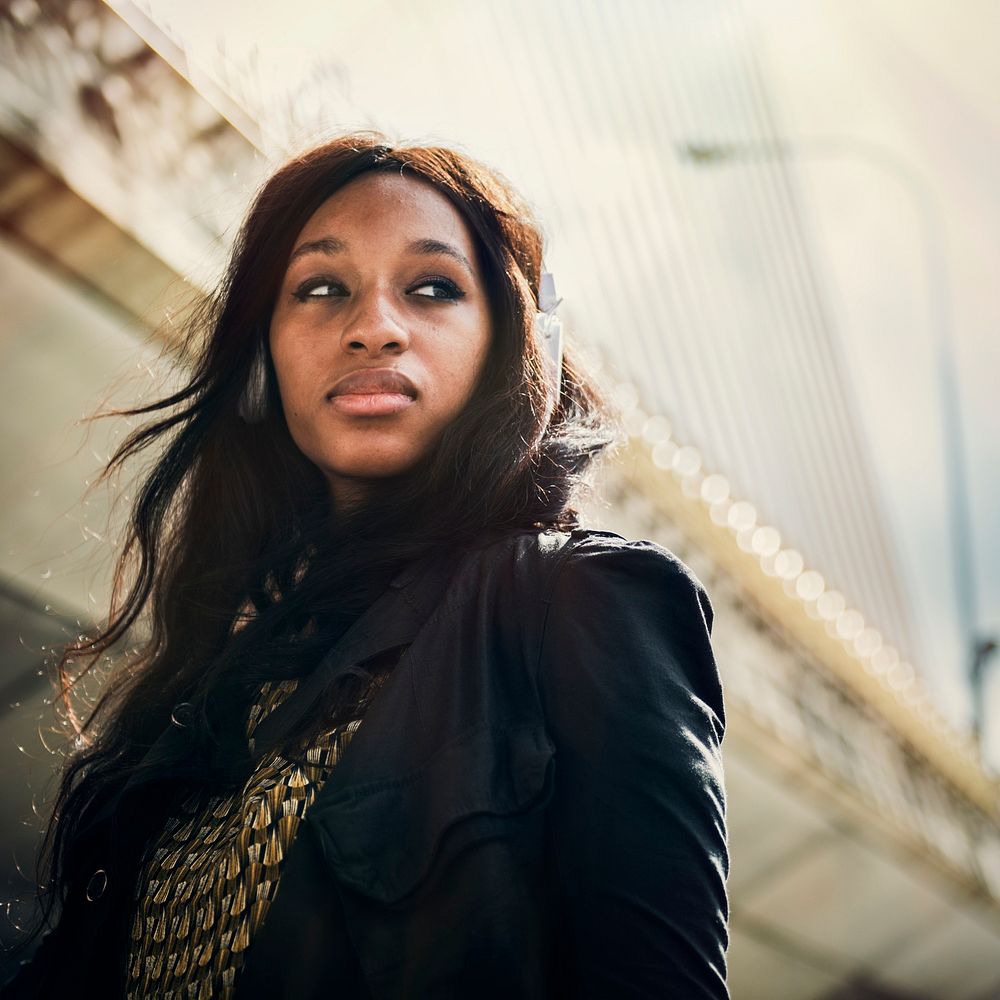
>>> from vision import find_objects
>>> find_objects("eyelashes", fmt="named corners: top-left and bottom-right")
top-left (409, 277), bottom-right (465, 301)
top-left (290, 276), bottom-right (465, 303)
top-left (291, 278), bottom-right (347, 302)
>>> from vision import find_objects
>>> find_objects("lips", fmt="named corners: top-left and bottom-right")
top-left (327, 367), bottom-right (418, 399)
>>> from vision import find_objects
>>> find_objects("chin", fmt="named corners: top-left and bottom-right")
top-left (319, 452), bottom-right (425, 483)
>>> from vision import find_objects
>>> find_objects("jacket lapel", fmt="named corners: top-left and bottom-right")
top-left (112, 544), bottom-right (464, 802)
top-left (246, 544), bottom-right (465, 757)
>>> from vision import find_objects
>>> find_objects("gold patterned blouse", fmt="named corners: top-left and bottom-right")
top-left (125, 674), bottom-right (379, 999)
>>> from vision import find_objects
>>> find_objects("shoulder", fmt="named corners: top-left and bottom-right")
top-left (472, 526), bottom-right (706, 592)
top-left (538, 529), bottom-right (713, 628)
top-left (463, 526), bottom-right (712, 628)
top-left (532, 527), bottom-right (723, 735)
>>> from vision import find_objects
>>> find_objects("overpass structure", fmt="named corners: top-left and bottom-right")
top-left (0, 3), bottom-right (997, 996)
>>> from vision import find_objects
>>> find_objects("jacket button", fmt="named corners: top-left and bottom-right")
top-left (85, 869), bottom-right (108, 902)
top-left (170, 702), bottom-right (194, 727)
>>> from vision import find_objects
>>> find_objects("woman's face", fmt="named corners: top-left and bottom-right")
top-left (269, 171), bottom-right (493, 508)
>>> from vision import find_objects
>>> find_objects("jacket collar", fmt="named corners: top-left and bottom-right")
top-left (246, 544), bottom-right (466, 760)
top-left (110, 544), bottom-right (467, 806)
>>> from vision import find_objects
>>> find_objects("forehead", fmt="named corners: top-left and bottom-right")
top-left (295, 172), bottom-right (477, 252)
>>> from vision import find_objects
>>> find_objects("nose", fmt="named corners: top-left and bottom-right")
top-left (341, 284), bottom-right (410, 356)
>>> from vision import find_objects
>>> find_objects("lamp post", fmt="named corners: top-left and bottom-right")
top-left (678, 136), bottom-right (996, 755)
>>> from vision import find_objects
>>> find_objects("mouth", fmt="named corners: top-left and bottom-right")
top-left (327, 392), bottom-right (416, 417)
top-left (327, 366), bottom-right (418, 400)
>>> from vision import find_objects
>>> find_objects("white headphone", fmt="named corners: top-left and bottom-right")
top-left (535, 271), bottom-right (564, 404)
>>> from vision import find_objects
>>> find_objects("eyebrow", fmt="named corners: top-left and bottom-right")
top-left (406, 238), bottom-right (475, 277)
top-left (288, 236), bottom-right (347, 265)
top-left (287, 235), bottom-right (474, 277)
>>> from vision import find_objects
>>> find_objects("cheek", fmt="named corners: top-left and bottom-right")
top-left (450, 315), bottom-right (493, 389)
top-left (269, 335), bottom-right (314, 410)
top-left (434, 349), bottom-right (486, 412)
top-left (467, 331), bottom-right (494, 396)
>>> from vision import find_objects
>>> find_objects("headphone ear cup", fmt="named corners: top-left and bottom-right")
top-left (535, 310), bottom-right (564, 396)
top-left (238, 342), bottom-right (269, 424)
top-left (535, 270), bottom-right (564, 426)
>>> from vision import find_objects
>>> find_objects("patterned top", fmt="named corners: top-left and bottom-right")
top-left (125, 673), bottom-right (382, 999)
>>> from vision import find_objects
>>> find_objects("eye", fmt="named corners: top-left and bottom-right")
top-left (291, 278), bottom-right (347, 302)
top-left (408, 277), bottom-right (465, 301)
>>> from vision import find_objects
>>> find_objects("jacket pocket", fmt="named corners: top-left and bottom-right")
top-left (305, 721), bottom-right (555, 904)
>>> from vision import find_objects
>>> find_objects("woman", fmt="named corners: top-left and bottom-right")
top-left (2, 133), bottom-right (729, 998)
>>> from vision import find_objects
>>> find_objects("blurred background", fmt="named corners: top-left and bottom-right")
top-left (1, 1), bottom-right (998, 996)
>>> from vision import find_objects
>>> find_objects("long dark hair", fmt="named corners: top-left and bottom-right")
top-left (27, 132), bottom-right (621, 940)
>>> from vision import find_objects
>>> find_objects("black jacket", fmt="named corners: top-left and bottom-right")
top-left (2, 527), bottom-right (729, 998)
